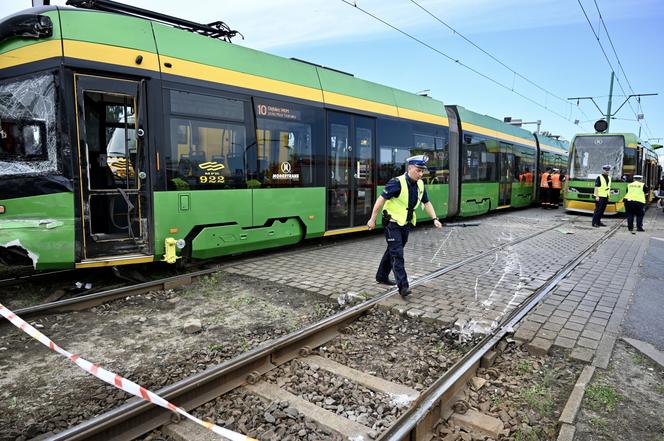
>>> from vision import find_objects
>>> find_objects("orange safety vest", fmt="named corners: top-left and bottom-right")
top-left (551, 173), bottom-right (561, 189)
top-left (540, 172), bottom-right (550, 188)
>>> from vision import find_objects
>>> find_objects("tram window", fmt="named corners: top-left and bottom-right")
top-left (462, 142), bottom-right (495, 182)
top-left (623, 148), bottom-right (636, 178)
top-left (0, 73), bottom-right (57, 176)
top-left (252, 99), bottom-right (320, 188)
top-left (414, 134), bottom-right (449, 184)
top-left (170, 90), bottom-right (244, 122)
top-left (168, 118), bottom-right (247, 189)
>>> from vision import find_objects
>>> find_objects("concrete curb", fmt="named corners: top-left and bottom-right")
top-left (559, 365), bottom-right (595, 427)
top-left (622, 337), bottom-right (664, 370)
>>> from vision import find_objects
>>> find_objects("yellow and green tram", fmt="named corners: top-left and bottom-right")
top-left (0, 2), bottom-right (566, 270)
top-left (564, 133), bottom-right (660, 214)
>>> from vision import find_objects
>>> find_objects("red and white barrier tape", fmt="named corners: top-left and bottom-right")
top-left (0, 303), bottom-right (256, 441)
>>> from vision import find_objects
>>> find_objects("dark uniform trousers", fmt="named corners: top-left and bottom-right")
top-left (625, 200), bottom-right (645, 230)
top-left (592, 197), bottom-right (608, 226)
top-left (376, 222), bottom-right (410, 290)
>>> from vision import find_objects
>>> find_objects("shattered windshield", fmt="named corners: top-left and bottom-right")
top-left (0, 73), bottom-right (58, 176)
top-left (569, 135), bottom-right (624, 180)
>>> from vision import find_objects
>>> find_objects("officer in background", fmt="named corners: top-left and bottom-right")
top-left (624, 174), bottom-right (648, 234)
top-left (367, 155), bottom-right (443, 297)
top-left (592, 164), bottom-right (612, 227)
top-left (540, 167), bottom-right (552, 208)
top-left (550, 168), bottom-right (563, 209)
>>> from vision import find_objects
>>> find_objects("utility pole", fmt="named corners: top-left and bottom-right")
top-left (568, 72), bottom-right (656, 133)
top-left (605, 71), bottom-right (614, 132)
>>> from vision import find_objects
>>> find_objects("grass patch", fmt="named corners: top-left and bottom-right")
top-left (633, 352), bottom-right (648, 366)
top-left (516, 361), bottom-right (532, 374)
top-left (513, 427), bottom-right (538, 441)
top-left (586, 383), bottom-right (622, 413)
top-left (521, 384), bottom-right (554, 415)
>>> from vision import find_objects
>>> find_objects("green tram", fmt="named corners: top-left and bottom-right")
top-left (0, 2), bottom-right (566, 270)
top-left (564, 133), bottom-right (660, 214)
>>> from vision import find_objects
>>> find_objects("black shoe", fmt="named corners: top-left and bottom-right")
top-left (599, 222), bottom-right (607, 227)
top-left (637, 228), bottom-right (645, 232)
top-left (376, 278), bottom-right (397, 286)
top-left (399, 287), bottom-right (412, 297)
top-left (592, 224), bottom-right (600, 228)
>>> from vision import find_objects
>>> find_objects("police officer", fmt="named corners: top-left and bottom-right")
top-left (540, 167), bottom-right (552, 208)
top-left (367, 155), bottom-right (443, 297)
top-left (624, 174), bottom-right (648, 233)
top-left (592, 164), bottom-right (612, 227)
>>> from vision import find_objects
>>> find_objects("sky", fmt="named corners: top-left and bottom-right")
top-left (3, 0), bottom-right (663, 148)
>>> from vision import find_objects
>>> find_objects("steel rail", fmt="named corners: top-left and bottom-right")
top-left (47, 221), bottom-right (568, 441)
top-left (377, 221), bottom-right (623, 441)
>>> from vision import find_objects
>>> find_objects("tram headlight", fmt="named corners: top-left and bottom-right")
top-left (175, 239), bottom-right (186, 250)
top-left (611, 189), bottom-right (620, 195)
top-left (568, 187), bottom-right (579, 193)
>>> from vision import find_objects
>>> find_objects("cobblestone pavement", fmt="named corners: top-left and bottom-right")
top-left (514, 206), bottom-right (663, 366)
top-left (223, 207), bottom-right (624, 337)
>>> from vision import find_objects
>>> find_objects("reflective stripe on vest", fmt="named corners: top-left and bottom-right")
top-left (625, 181), bottom-right (646, 203)
top-left (596, 175), bottom-right (612, 198)
top-left (551, 173), bottom-right (562, 189)
top-left (540, 172), bottom-right (550, 188)
top-left (384, 174), bottom-right (424, 226)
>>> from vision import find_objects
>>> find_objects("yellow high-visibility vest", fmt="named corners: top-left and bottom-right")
top-left (625, 181), bottom-right (645, 203)
top-left (595, 175), bottom-right (612, 198)
top-left (384, 174), bottom-right (424, 226)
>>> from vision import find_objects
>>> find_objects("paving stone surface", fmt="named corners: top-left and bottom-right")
top-left (221, 207), bottom-right (654, 342)
top-left (514, 207), bottom-right (663, 365)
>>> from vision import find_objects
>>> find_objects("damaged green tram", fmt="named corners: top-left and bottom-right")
top-left (0, 3), bottom-right (566, 271)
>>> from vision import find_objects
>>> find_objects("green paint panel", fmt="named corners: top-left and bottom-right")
top-left (420, 184), bottom-right (449, 220)
top-left (317, 68), bottom-right (397, 108)
top-left (511, 183), bottom-right (534, 207)
top-left (191, 218), bottom-right (302, 259)
top-left (0, 192), bottom-right (75, 269)
top-left (564, 179), bottom-right (627, 205)
top-left (252, 188), bottom-right (325, 238)
top-left (459, 182), bottom-right (498, 217)
top-left (59, 10), bottom-right (156, 52)
top-left (153, 190), bottom-right (252, 256)
top-left (152, 23), bottom-right (322, 90)
top-left (392, 89), bottom-right (445, 117)
top-left (455, 105), bottom-right (535, 144)
top-left (0, 10), bottom-right (61, 55)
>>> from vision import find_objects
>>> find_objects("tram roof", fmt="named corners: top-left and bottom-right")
top-left (452, 105), bottom-right (538, 148)
top-left (571, 133), bottom-right (652, 150)
top-left (0, 6), bottom-right (447, 126)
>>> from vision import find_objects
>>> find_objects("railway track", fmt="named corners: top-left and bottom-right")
top-left (33, 217), bottom-right (622, 441)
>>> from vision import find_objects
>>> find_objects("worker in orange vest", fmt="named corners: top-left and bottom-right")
top-left (550, 168), bottom-right (563, 209)
top-left (540, 167), bottom-right (552, 208)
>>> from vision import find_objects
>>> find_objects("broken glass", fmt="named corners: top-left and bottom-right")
top-left (0, 73), bottom-right (58, 176)
top-left (569, 135), bottom-right (624, 180)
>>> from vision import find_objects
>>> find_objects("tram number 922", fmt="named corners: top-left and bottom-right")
top-left (199, 174), bottom-right (225, 184)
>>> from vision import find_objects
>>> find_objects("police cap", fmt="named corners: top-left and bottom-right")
top-left (602, 164), bottom-right (612, 171)
top-left (407, 155), bottom-right (428, 169)
top-left (633, 174), bottom-right (643, 180)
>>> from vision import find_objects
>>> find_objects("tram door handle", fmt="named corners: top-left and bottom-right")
top-left (137, 128), bottom-right (145, 138)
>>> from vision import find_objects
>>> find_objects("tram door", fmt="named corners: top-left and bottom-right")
top-left (498, 143), bottom-right (514, 207)
top-left (74, 75), bottom-right (151, 260)
top-left (326, 112), bottom-right (375, 230)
